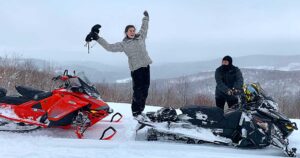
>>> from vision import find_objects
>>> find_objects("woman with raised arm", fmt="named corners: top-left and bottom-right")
top-left (86, 11), bottom-right (152, 121)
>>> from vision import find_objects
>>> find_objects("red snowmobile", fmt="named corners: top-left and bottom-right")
top-left (0, 70), bottom-right (122, 140)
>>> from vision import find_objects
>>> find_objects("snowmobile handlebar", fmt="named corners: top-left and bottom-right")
top-left (230, 88), bottom-right (243, 96)
top-left (52, 75), bottom-right (77, 82)
top-left (52, 70), bottom-right (78, 81)
top-left (232, 92), bottom-right (267, 111)
top-left (228, 90), bottom-right (250, 111)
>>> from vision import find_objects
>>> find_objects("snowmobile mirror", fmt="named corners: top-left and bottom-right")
top-left (64, 70), bottom-right (68, 76)
top-left (51, 75), bottom-right (61, 81)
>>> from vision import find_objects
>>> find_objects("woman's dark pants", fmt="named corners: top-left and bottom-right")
top-left (131, 65), bottom-right (150, 116)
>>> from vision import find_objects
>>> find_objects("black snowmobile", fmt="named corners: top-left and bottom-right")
top-left (136, 83), bottom-right (298, 157)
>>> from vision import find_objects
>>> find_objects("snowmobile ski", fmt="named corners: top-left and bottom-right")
top-left (136, 120), bottom-right (232, 145)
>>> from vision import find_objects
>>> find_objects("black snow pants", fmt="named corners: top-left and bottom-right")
top-left (131, 65), bottom-right (150, 116)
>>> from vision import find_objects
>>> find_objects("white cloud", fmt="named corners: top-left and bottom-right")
top-left (0, 0), bottom-right (300, 64)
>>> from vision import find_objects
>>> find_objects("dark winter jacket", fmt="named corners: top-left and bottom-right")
top-left (96, 16), bottom-right (152, 71)
top-left (215, 65), bottom-right (244, 98)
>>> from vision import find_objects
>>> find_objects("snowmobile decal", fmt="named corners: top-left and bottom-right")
top-left (196, 111), bottom-right (208, 120)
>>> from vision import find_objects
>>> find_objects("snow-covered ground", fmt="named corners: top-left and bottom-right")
top-left (0, 102), bottom-right (299, 158)
top-left (115, 78), bottom-right (132, 84)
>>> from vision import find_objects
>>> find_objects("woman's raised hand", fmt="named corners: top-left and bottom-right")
top-left (143, 11), bottom-right (149, 17)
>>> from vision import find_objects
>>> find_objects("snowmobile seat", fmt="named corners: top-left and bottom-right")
top-left (0, 96), bottom-right (31, 105)
top-left (180, 105), bottom-right (224, 123)
top-left (33, 91), bottom-right (52, 101)
top-left (15, 86), bottom-right (45, 100)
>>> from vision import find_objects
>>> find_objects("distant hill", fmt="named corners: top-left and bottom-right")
top-left (150, 54), bottom-right (300, 79)
top-left (6, 55), bottom-right (300, 83)
top-left (151, 68), bottom-right (300, 98)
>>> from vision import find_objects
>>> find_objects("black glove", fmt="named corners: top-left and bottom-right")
top-left (85, 32), bottom-right (99, 42)
top-left (85, 24), bottom-right (101, 42)
top-left (143, 11), bottom-right (149, 17)
top-left (91, 24), bottom-right (101, 34)
top-left (227, 89), bottom-right (233, 96)
top-left (231, 88), bottom-right (241, 95)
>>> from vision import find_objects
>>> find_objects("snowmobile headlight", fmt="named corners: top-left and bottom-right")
top-left (286, 125), bottom-right (293, 130)
top-left (90, 110), bottom-right (98, 113)
top-left (286, 123), bottom-right (297, 130)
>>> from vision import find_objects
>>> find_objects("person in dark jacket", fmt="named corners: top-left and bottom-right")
top-left (215, 56), bottom-right (244, 110)
top-left (85, 11), bottom-right (151, 121)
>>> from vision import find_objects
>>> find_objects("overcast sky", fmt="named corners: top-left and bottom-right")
top-left (0, 0), bottom-right (300, 65)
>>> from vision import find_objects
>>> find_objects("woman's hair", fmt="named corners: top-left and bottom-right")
top-left (124, 25), bottom-right (136, 33)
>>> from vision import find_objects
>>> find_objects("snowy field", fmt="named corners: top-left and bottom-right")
top-left (0, 102), bottom-right (299, 158)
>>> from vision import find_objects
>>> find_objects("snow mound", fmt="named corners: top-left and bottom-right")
top-left (0, 102), bottom-right (299, 158)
